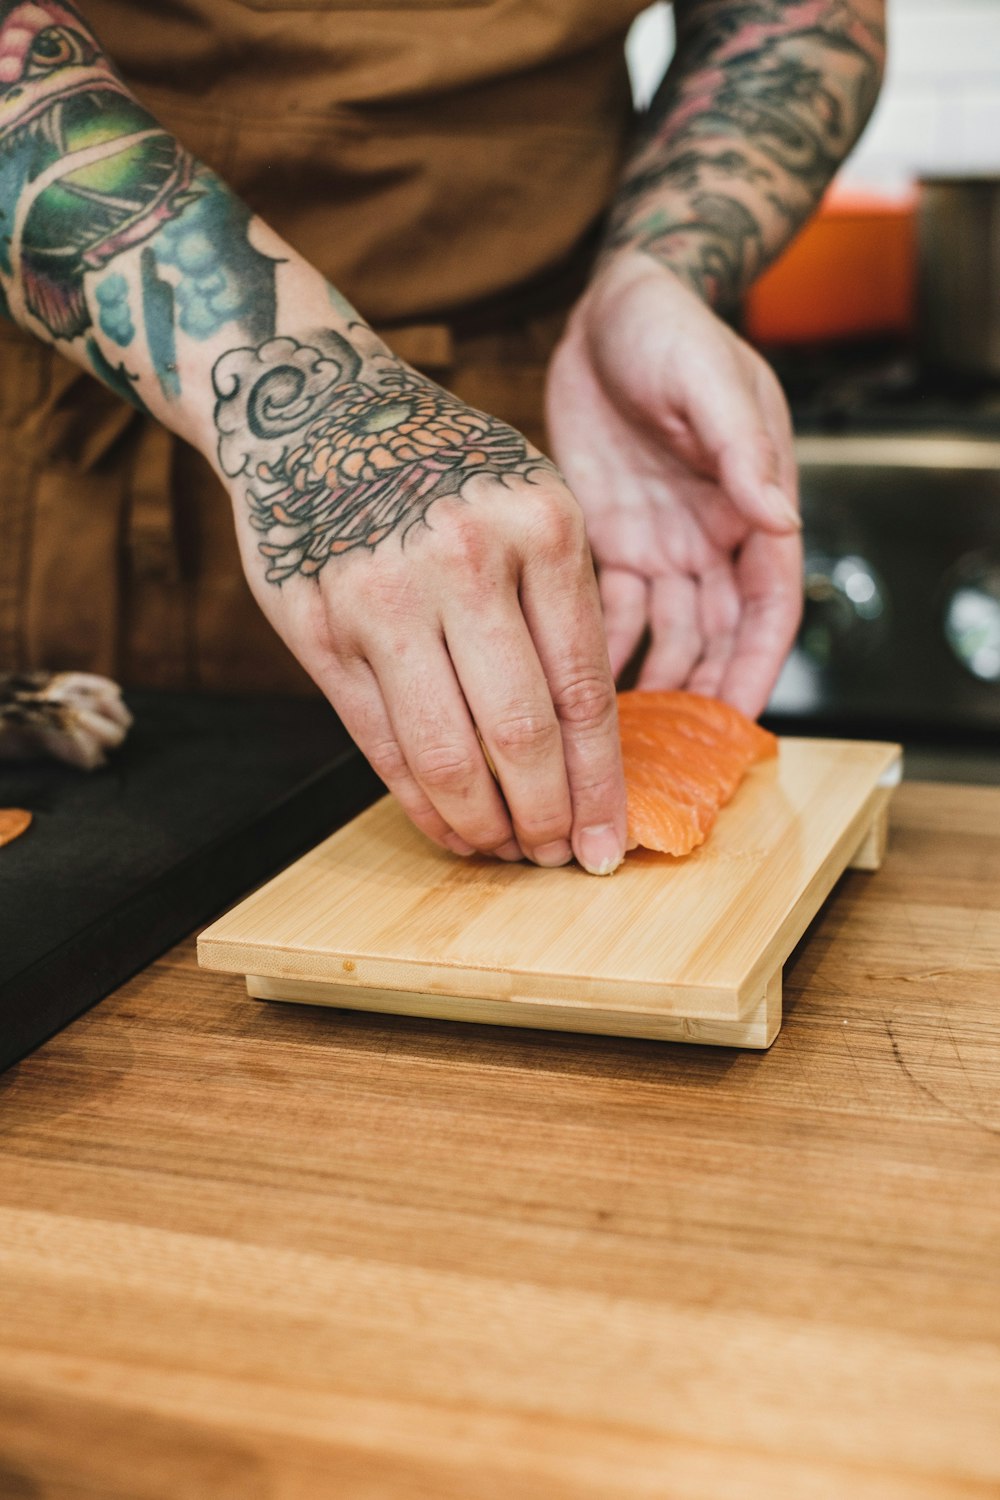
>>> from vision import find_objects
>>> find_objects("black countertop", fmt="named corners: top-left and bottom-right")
top-left (0, 692), bottom-right (382, 1072)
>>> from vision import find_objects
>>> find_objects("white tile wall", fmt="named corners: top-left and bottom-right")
top-left (625, 0), bottom-right (1000, 193)
top-left (846, 0), bottom-right (1000, 190)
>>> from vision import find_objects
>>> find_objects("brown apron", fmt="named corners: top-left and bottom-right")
top-left (0, 0), bottom-right (643, 692)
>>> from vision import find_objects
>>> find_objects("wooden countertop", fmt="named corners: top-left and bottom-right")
top-left (2, 780), bottom-right (999, 1499)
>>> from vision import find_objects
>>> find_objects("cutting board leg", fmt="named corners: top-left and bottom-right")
top-left (848, 791), bottom-right (891, 872)
top-left (246, 969), bottom-right (784, 1050)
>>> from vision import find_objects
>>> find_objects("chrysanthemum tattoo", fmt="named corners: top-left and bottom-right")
top-left (213, 333), bottom-right (553, 582)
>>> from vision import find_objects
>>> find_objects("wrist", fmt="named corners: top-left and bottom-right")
top-left (572, 246), bottom-right (702, 347)
top-left (600, 226), bottom-right (725, 310)
top-left (92, 241), bottom-right (376, 472)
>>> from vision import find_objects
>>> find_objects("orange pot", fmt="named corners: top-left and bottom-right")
top-left (743, 189), bottom-right (917, 346)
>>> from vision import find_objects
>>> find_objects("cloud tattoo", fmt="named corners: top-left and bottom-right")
top-left (154, 174), bottom-right (277, 341)
top-left (213, 335), bottom-right (360, 479)
top-left (95, 273), bottom-right (135, 347)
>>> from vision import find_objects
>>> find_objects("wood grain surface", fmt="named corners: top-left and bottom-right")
top-left (2, 780), bottom-right (1000, 1500)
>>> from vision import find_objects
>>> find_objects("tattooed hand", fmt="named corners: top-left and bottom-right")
top-left (546, 251), bottom-right (802, 715)
top-left (216, 330), bottom-right (627, 874)
top-left (0, 0), bottom-right (629, 870)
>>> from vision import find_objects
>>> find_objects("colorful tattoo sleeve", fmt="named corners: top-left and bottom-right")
top-left (0, 0), bottom-right (277, 399)
top-left (607, 0), bottom-right (887, 308)
top-left (0, 0), bottom-right (555, 591)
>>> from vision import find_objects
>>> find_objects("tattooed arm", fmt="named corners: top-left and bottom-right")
top-left (608, 0), bottom-right (886, 307)
top-left (547, 0), bottom-right (885, 713)
top-left (0, 1), bottom-right (627, 872)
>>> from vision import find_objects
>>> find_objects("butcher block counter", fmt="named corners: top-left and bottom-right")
top-left (1, 780), bottom-right (999, 1499)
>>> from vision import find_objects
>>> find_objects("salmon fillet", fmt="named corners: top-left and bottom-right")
top-left (617, 691), bottom-right (777, 857)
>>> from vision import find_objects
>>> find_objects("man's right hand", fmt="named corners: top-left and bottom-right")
top-left (0, 0), bottom-right (626, 870)
top-left (216, 334), bottom-right (627, 874)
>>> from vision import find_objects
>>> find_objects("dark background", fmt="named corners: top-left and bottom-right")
top-left (0, 692), bottom-right (383, 1072)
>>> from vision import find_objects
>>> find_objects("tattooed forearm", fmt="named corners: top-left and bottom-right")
top-left (0, 0), bottom-right (541, 597)
top-left (607, 0), bottom-right (886, 308)
top-left (0, 0), bottom-right (278, 403)
top-left (214, 336), bottom-right (553, 582)
top-left (0, 2), bottom-right (193, 340)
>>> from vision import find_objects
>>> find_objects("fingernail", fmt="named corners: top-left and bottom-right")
top-left (494, 838), bottom-right (524, 862)
top-left (764, 483), bottom-right (801, 530)
top-left (531, 838), bottom-right (573, 868)
top-left (443, 834), bottom-right (476, 857)
top-left (577, 824), bottom-right (625, 876)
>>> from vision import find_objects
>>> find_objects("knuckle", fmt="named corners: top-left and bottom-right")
top-left (491, 711), bottom-right (559, 760)
top-left (295, 582), bottom-right (337, 649)
top-left (528, 494), bottom-right (583, 558)
top-left (311, 614), bottom-right (355, 668)
top-left (354, 560), bottom-right (416, 621)
top-left (552, 672), bottom-right (617, 731)
top-left (572, 770), bottom-right (624, 818)
top-left (516, 804), bottom-right (572, 845)
top-left (465, 821), bottom-right (516, 854)
top-left (364, 736), bottom-right (410, 785)
top-left (411, 742), bottom-right (477, 791)
top-left (436, 511), bottom-right (492, 573)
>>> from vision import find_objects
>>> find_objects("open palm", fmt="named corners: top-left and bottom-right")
top-left (546, 254), bottom-right (803, 717)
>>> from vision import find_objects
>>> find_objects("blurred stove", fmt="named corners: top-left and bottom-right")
top-left (765, 352), bottom-right (1000, 773)
top-left (771, 349), bottom-right (1000, 437)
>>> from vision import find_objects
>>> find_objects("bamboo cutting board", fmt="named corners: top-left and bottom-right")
top-left (198, 737), bottom-right (901, 1049)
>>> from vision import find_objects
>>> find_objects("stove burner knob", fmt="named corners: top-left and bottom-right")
top-left (943, 555), bottom-right (1000, 683)
top-left (800, 553), bottom-right (887, 666)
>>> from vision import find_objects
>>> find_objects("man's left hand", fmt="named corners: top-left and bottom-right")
top-left (546, 251), bottom-right (803, 718)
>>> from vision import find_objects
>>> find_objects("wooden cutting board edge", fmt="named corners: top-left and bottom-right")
top-left (199, 937), bottom-right (747, 1018)
top-left (198, 740), bottom-right (902, 1048)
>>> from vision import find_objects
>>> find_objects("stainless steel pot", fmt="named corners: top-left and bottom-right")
top-left (918, 176), bottom-right (1000, 380)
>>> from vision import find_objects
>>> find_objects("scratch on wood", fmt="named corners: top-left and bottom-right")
top-left (885, 1019), bottom-right (1000, 1139)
